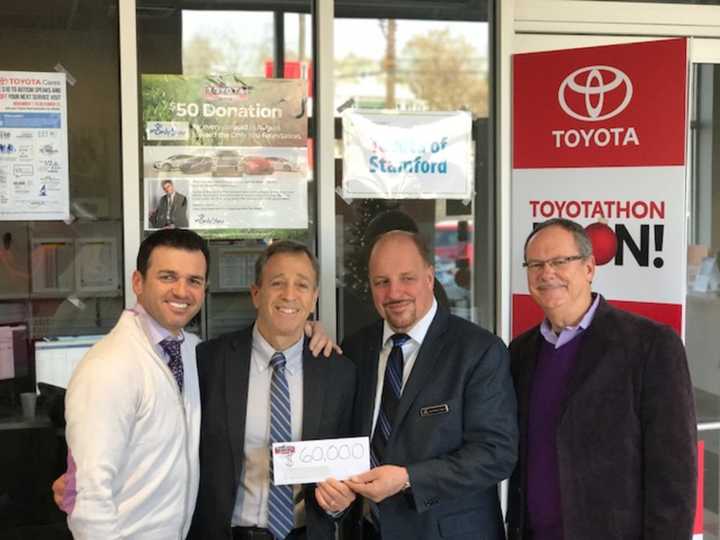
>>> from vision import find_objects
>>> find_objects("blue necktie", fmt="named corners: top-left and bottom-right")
top-left (159, 338), bottom-right (183, 393)
top-left (268, 352), bottom-right (294, 540)
top-left (371, 333), bottom-right (410, 467)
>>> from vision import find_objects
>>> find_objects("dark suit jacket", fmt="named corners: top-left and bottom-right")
top-left (507, 296), bottom-right (697, 540)
top-left (152, 192), bottom-right (188, 228)
top-left (189, 324), bottom-right (357, 540)
top-left (342, 307), bottom-right (518, 540)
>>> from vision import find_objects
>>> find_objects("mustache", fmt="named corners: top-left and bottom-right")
top-left (383, 299), bottom-right (412, 307)
top-left (536, 283), bottom-right (565, 289)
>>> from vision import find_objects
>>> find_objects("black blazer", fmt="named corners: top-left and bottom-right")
top-left (507, 296), bottom-right (697, 540)
top-left (189, 324), bottom-right (357, 540)
top-left (152, 192), bottom-right (188, 228)
top-left (342, 307), bottom-right (518, 540)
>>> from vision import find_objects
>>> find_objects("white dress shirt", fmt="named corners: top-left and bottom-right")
top-left (232, 326), bottom-right (305, 528)
top-left (371, 298), bottom-right (438, 438)
top-left (165, 193), bottom-right (174, 221)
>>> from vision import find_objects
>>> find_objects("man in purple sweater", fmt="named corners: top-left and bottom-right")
top-left (507, 218), bottom-right (696, 540)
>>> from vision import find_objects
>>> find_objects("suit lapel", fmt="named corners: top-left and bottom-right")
top-left (392, 308), bottom-right (449, 435)
top-left (225, 326), bottom-right (253, 484)
top-left (515, 332), bottom-right (540, 431)
top-left (513, 329), bottom-right (541, 495)
top-left (360, 325), bottom-right (383, 437)
top-left (301, 342), bottom-right (326, 439)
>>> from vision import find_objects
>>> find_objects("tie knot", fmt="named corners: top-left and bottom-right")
top-left (159, 338), bottom-right (182, 358)
top-left (391, 333), bottom-right (410, 348)
top-left (270, 352), bottom-right (286, 371)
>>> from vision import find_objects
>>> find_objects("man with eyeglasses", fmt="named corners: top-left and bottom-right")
top-left (506, 218), bottom-right (696, 540)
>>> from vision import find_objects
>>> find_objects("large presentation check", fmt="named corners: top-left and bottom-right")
top-left (272, 436), bottom-right (370, 486)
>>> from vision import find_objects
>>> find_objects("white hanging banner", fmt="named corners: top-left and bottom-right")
top-left (341, 110), bottom-right (472, 200)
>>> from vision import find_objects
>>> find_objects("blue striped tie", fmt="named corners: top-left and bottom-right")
top-left (268, 352), bottom-right (294, 540)
top-left (371, 334), bottom-right (410, 467)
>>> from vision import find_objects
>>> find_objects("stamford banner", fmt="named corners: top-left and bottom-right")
top-left (341, 111), bottom-right (472, 199)
top-left (511, 39), bottom-right (688, 337)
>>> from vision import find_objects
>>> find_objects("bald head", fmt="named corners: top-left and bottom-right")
top-left (368, 231), bottom-right (435, 332)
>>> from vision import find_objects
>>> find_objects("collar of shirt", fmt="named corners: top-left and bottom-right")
top-left (251, 324), bottom-right (304, 376)
top-left (128, 303), bottom-right (184, 355)
top-left (540, 293), bottom-right (599, 349)
top-left (382, 297), bottom-right (438, 351)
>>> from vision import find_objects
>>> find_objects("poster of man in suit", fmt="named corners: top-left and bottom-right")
top-left (148, 179), bottom-right (189, 229)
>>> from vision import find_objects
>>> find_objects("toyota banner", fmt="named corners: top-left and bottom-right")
top-left (511, 38), bottom-right (688, 338)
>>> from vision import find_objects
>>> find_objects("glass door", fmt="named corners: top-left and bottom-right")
top-left (513, 32), bottom-right (720, 539)
top-left (688, 59), bottom-right (720, 540)
top-left (331, 3), bottom-right (494, 339)
top-left (135, 2), bottom-right (316, 339)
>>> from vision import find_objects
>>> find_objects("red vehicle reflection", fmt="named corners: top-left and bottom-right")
top-left (435, 220), bottom-right (473, 264)
top-left (240, 156), bottom-right (274, 175)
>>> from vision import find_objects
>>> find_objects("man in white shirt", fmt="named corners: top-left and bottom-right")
top-left (63, 228), bottom-right (209, 539)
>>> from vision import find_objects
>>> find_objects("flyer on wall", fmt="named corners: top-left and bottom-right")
top-left (142, 75), bottom-right (308, 231)
top-left (0, 71), bottom-right (69, 221)
top-left (341, 110), bottom-right (472, 200)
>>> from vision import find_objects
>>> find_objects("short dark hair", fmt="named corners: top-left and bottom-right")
top-left (161, 179), bottom-right (173, 188)
top-left (523, 218), bottom-right (593, 261)
top-left (254, 240), bottom-right (319, 287)
top-left (364, 210), bottom-right (419, 244)
top-left (369, 230), bottom-right (433, 268)
top-left (136, 229), bottom-right (210, 278)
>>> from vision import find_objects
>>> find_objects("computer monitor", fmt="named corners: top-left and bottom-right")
top-left (0, 325), bottom-right (30, 416)
top-left (0, 325), bottom-right (29, 381)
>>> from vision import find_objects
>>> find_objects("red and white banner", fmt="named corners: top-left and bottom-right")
top-left (695, 440), bottom-right (704, 540)
top-left (511, 39), bottom-right (688, 337)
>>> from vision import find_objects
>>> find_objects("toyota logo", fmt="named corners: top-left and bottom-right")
top-left (558, 65), bottom-right (633, 122)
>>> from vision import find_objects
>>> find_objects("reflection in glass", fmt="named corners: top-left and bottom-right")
top-left (334, 17), bottom-right (490, 337)
top-left (687, 62), bottom-right (720, 539)
top-left (0, 1), bottom-right (124, 340)
top-left (138, 5), bottom-right (315, 338)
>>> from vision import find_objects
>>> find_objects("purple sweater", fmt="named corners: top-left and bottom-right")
top-left (526, 334), bottom-right (584, 540)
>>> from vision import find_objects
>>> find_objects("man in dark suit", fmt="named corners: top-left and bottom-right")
top-left (152, 179), bottom-right (188, 228)
top-left (343, 230), bottom-right (518, 540)
top-left (507, 218), bottom-right (696, 540)
top-left (190, 241), bottom-right (357, 540)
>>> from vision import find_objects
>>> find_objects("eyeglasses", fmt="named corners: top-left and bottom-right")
top-left (522, 255), bottom-right (585, 273)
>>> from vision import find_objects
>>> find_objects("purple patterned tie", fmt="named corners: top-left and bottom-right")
top-left (159, 338), bottom-right (184, 393)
